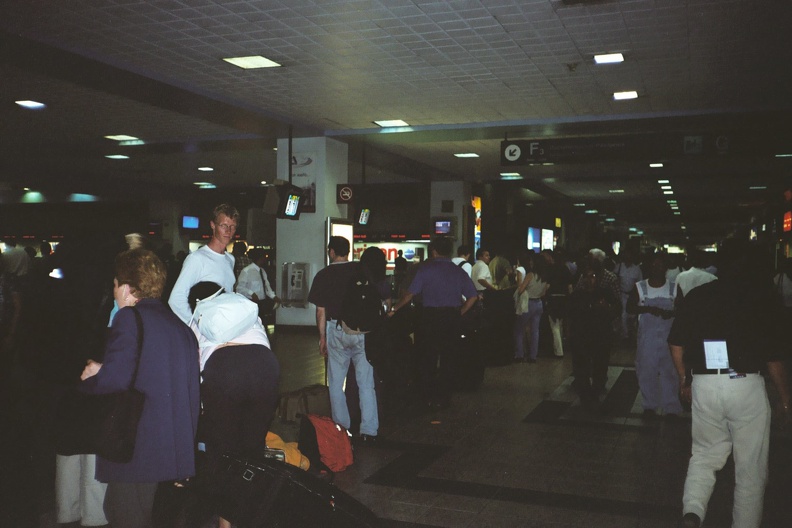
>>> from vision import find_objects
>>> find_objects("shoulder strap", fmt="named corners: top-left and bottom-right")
top-left (458, 260), bottom-right (467, 268)
top-left (669, 280), bottom-right (676, 297)
top-left (129, 306), bottom-right (145, 390)
top-left (637, 280), bottom-right (648, 302)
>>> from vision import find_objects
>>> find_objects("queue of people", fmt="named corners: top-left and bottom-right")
top-left (3, 216), bottom-right (792, 528)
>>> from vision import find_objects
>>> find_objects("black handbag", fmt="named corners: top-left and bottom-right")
top-left (95, 306), bottom-right (146, 463)
top-left (214, 452), bottom-right (380, 528)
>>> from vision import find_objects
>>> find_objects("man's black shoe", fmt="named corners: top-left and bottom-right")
top-left (355, 434), bottom-right (378, 446)
top-left (679, 512), bottom-right (701, 528)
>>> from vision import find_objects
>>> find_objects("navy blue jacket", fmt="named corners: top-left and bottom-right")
top-left (82, 299), bottom-right (200, 483)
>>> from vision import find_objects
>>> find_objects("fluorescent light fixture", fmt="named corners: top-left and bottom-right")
top-left (775, 153), bottom-right (792, 158)
top-left (613, 91), bottom-right (638, 100)
top-left (15, 100), bottom-right (46, 109)
top-left (198, 183), bottom-right (216, 189)
top-left (273, 147), bottom-right (278, 151)
top-left (222, 55), bottom-right (281, 69)
top-left (260, 181), bottom-right (267, 185)
top-left (608, 189), bottom-right (625, 193)
top-left (585, 209), bottom-right (598, 214)
top-left (69, 193), bottom-right (98, 202)
top-left (574, 203), bottom-right (586, 207)
top-left (657, 179), bottom-right (670, 184)
top-left (673, 211), bottom-right (681, 215)
top-left (629, 227), bottom-right (638, 232)
top-left (501, 175), bottom-right (523, 180)
top-left (119, 139), bottom-right (145, 146)
top-left (23, 187), bottom-right (31, 191)
top-left (500, 172), bottom-right (521, 177)
top-left (749, 186), bottom-right (767, 190)
top-left (650, 163), bottom-right (664, 168)
top-left (198, 167), bottom-right (214, 172)
top-left (661, 185), bottom-right (672, 190)
top-left (663, 190), bottom-right (674, 195)
top-left (193, 182), bottom-right (213, 186)
top-left (374, 120), bottom-right (409, 127)
top-left (104, 135), bottom-right (139, 141)
top-left (105, 154), bottom-right (129, 159)
top-left (605, 217), bottom-right (616, 222)
top-left (671, 206), bottom-right (679, 210)
top-left (594, 53), bottom-right (624, 64)
top-left (454, 153), bottom-right (479, 158)
top-left (667, 199), bottom-right (677, 203)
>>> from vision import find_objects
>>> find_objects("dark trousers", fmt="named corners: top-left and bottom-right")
top-left (105, 481), bottom-right (158, 528)
top-left (570, 330), bottom-right (612, 400)
top-left (418, 307), bottom-right (461, 405)
top-left (200, 345), bottom-right (281, 463)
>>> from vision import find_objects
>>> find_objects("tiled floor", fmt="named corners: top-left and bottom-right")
top-left (3, 326), bottom-right (792, 527)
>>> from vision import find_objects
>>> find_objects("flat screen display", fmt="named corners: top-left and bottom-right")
top-left (182, 215), bottom-right (199, 229)
top-left (358, 208), bottom-right (371, 225)
top-left (541, 228), bottom-right (554, 250)
top-left (276, 184), bottom-right (304, 220)
top-left (526, 227), bottom-right (541, 250)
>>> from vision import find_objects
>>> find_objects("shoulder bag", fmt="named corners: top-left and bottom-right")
top-left (96, 306), bottom-right (147, 463)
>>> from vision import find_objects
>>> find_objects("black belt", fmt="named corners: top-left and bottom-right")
top-left (691, 368), bottom-right (759, 375)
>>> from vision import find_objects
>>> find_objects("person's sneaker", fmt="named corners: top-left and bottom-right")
top-left (679, 512), bottom-right (701, 528)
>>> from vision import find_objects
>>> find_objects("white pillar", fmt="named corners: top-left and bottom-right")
top-left (275, 137), bottom-right (349, 326)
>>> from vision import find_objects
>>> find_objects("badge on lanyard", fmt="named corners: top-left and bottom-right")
top-left (703, 340), bottom-right (729, 369)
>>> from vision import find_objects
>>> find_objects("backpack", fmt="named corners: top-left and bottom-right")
top-left (298, 414), bottom-right (354, 473)
top-left (339, 265), bottom-right (384, 335)
top-left (189, 290), bottom-right (259, 344)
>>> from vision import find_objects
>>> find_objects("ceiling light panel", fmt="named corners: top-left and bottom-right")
top-left (374, 120), bottom-right (409, 127)
top-left (594, 53), bottom-right (624, 64)
top-left (222, 56), bottom-right (281, 69)
top-left (613, 91), bottom-right (638, 100)
top-left (15, 100), bottom-right (46, 109)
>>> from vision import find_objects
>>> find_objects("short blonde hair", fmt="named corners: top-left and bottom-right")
top-left (115, 249), bottom-right (166, 299)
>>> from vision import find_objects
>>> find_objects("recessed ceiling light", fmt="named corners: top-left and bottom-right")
top-left (260, 181), bottom-right (267, 185)
top-left (15, 100), bottom-right (46, 110)
top-left (198, 167), bottom-right (214, 172)
top-left (501, 174), bottom-right (523, 180)
top-left (650, 163), bottom-right (664, 168)
top-left (23, 187), bottom-right (31, 191)
top-left (222, 55), bottom-right (281, 69)
top-left (454, 153), bottom-right (479, 158)
top-left (657, 179), bottom-right (670, 184)
top-left (671, 205), bottom-right (679, 210)
top-left (663, 190), bottom-right (674, 195)
top-left (673, 211), bottom-right (681, 215)
top-left (374, 120), bottom-right (409, 127)
top-left (594, 53), bottom-right (624, 64)
top-left (585, 209), bottom-right (598, 214)
top-left (749, 186), bottom-right (767, 190)
top-left (273, 147), bottom-right (278, 151)
top-left (775, 153), bottom-right (792, 158)
top-left (613, 91), bottom-right (638, 100)
top-left (104, 135), bottom-right (139, 141)
top-left (574, 203), bottom-right (586, 207)
top-left (629, 227), bottom-right (638, 232)
top-left (661, 185), bottom-right (672, 190)
top-left (105, 154), bottom-right (129, 160)
top-left (609, 189), bottom-right (625, 193)
top-left (605, 217), bottom-right (616, 222)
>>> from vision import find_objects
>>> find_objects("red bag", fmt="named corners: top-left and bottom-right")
top-left (298, 414), bottom-right (354, 473)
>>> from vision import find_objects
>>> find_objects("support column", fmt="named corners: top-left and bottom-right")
top-left (275, 136), bottom-right (349, 327)
top-left (430, 180), bottom-right (471, 247)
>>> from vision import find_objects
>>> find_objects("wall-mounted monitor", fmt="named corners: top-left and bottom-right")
top-left (541, 228), bottom-right (554, 250)
top-left (276, 184), bottom-right (304, 220)
top-left (357, 207), bottom-right (371, 226)
top-left (181, 215), bottom-right (199, 229)
top-left (432, 217), bottom-right (455, 236)
top-left (526, 227), bottom-right (541, 251)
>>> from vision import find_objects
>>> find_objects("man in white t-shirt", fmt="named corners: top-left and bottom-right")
top-left (451, 245), bottom-right (473, 277)
top-left (169, 204), bottom-right (239, 323)
top-left (471, 248), bottom-right (496, 293)
top-left (675, 250), bottom-right (717, 304)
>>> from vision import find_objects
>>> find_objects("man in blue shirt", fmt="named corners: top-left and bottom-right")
top-left (389, 237), bottom-right (478, 409)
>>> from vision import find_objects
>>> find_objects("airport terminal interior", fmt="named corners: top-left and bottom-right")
top-left (2, 1), bottom-right (792, 527)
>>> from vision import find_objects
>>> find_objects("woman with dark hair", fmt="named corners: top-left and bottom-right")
top-left (514, 252), bottom-right (549, 363)
top-left (80, 249), bottom-right (200, 528)
top-left (187, 281), bottom-right (280, 528)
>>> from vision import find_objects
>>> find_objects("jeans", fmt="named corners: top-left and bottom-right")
top-left (326, 322), bottom-right (378, 436)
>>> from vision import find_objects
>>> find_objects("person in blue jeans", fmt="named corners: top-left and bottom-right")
top-left (514, 252), bottom-right (548, 363)
top-left (307, 236), bottom-right (383, 442)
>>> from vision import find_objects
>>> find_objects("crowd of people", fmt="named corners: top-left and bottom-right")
top-left (2, 215), bottom-right (792, 528)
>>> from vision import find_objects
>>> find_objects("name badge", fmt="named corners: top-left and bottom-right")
top-left (703, 340), bottom-right (729, 369)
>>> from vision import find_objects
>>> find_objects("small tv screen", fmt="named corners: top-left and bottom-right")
top-left (182, 215), bottom-right (199, 229)
top-left (434, 219), bottom-right (453, 235)
top-left (358, 208), bottom-right (371, 226)
top-left (276, 185), bottom-right (304, 220)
